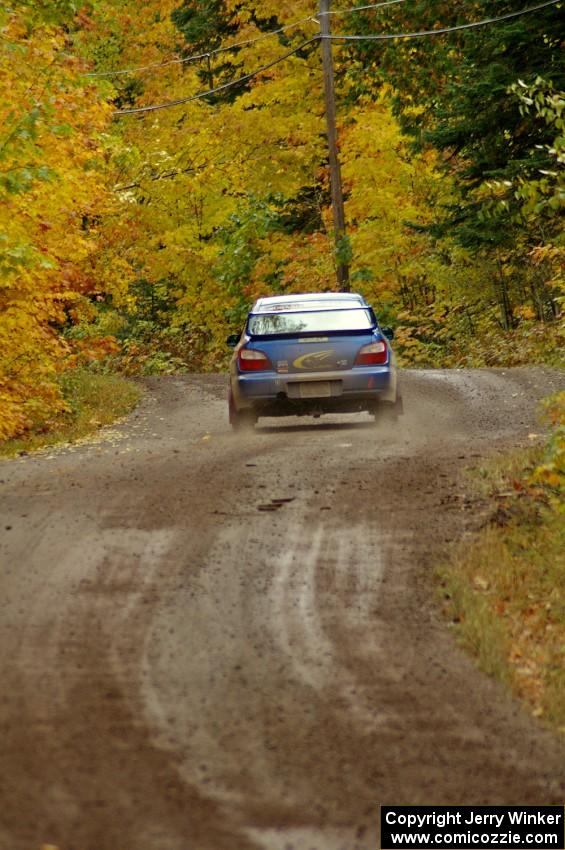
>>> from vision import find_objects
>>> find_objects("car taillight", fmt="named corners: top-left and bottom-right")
top-left (355, 340), bottom-right (388, 366)
top-left (238, 347), bottom-right (272, 372)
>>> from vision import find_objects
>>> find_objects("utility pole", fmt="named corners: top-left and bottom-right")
top-left (319, 0), bottom-right (350, 292)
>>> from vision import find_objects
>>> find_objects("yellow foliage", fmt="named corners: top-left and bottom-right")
top-left (340, 98), bottom-right (443, 300)
top-left (0, 8), bottom-right (121, 438)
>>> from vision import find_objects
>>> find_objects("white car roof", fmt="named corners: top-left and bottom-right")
top-left (252, 292), bottom-right (368, 314)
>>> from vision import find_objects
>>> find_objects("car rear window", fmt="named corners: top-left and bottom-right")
top-left (248, 308), bottom-right (374, 336)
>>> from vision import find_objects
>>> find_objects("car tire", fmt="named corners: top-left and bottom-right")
top-left (229, 393), bottom-right (257, 431)
top-left (372, 395), bottom-right (403, 423)
top-left (231, 409), bottom-right (257, 431)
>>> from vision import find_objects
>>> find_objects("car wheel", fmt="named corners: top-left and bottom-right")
top-left (372, 395), bottom-right (403, 423)
top-left (231, 409), bottom-right (257, 431)
top-left (229, 393), bottom-right (257, 431)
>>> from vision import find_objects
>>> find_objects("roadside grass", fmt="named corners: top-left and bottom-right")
top-left (439, 394), bottom-right (565, 732)
top-left (0, 369), bottom-right (142, 459)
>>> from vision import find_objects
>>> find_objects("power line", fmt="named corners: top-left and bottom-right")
top-left (87, 49), bottom-right (219, 78)
top-left (325, 0), bottom-right (560, 41)
top-left (320, 0), bottom-right (406, 15)
top-left (112, 0), bottom-right (560, 117)
top-left (113, 38), bottom-right (318, 116)
top-left (87, 1), bottom-right (405, 79)
top-left (87, 15), bottom-right (317, 78)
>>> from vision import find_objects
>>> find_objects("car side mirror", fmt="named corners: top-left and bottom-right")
top-left (381, 327), bottom-right (394, 340)
top-left (226, 333), bottom-right (240, 348)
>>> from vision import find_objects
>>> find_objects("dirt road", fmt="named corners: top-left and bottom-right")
top-left (0, 369), bottom-right (563, 850)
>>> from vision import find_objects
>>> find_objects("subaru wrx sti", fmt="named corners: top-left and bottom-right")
top-left (227, 292), bottom-right (400, 429)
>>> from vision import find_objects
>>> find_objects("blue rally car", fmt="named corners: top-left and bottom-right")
top-left (227, 292), bottom-right (401, 429)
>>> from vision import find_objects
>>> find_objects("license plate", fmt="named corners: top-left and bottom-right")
top-left (299, 381), bottom-right (331, 399)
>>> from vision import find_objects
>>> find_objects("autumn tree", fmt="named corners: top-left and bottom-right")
top-left (0, 2), bottom-right (131, 439)
top-left (343, 0), bottom-right (564, 330)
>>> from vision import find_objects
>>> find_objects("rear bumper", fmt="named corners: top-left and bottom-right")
top-left (232, 366), bottom-right (396, 413)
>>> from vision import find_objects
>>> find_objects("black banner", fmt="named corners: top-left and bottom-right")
top-left (381, 806), bottom-right (564, 849)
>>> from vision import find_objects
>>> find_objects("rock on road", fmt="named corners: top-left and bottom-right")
top-left (0, 368), bottom-right (564, 850)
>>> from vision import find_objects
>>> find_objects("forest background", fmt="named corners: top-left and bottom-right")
top-left (0, 0), bottom-right (563, 441)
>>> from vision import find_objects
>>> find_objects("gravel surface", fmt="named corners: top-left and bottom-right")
top-left (0, 368), bottom-right (563, 850)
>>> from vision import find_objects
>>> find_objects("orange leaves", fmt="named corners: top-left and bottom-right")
top-left (68, 336), bottom-right (121, 368)
top-left (506, 598), bottom-right (559, 717)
